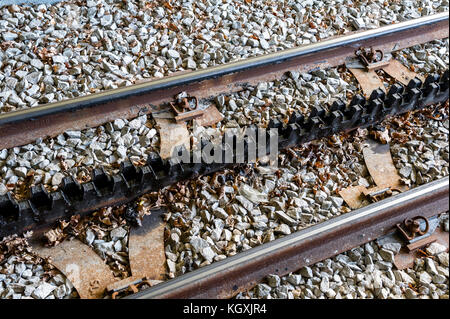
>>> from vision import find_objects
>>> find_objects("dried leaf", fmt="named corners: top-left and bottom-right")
top-left (370, 128), bottom-right (391, 144)
top-left (168, 22), bottom-right (179, 32)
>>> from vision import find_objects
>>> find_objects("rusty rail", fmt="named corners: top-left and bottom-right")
top-left (128, 177), bottom-right (449, 299)
top-left (0, 12), bottom-right (448, 149)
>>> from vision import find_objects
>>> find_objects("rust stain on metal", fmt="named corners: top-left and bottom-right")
top-left (128, 211), bottom-right (166, 280)
top-left (362, 139), bottom-right (409, 192)
top-left (194, 105), bottom-right (224, 127)
top-left (394, 226), bottom-right (449, 270)
top-left (381, 59), bottom-right (425, 85)
top-left (155, 114), bottom-right (190, 160)
top-left (31, 238), bottom-right (116, 299)
top-left (349, 68), bottom-right (386, 97)
top-left (338, 185), bottom-right (369, 209)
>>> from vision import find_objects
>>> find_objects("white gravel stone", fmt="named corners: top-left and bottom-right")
top-left (426, 243), bottom-right (447, 256)
top-left (31, 282), bottom-right (56, 299)
top-left (0, 183), bottom-right (8, 195)
top-left (110, 227), bottom-right (127, 241)
top-left (267, 274), bottom-right (281, 288)
top-left (85, 229), bottom-right (96, 246)
top-left (437, 253), bottom-right (449, 267)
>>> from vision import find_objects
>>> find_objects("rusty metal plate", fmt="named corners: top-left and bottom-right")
top-left (406, 234), bottom-right (437, 252)
top-left (31, 238), bottom-right (116, 299)
top-left (362, 185), bottom-right (390, 196)
top-left (367, 60), bottom-right (391, 71)
top-left (194, 105), bottom-right (224, 127)
top-left (174, 109), bottom-right (204, 123)
top-left (338, 185), bottom-right (369, 209)
top-left (155, 114), bottom-right (190, 160)
top-left (382, 59), bottom-right (425, 86)
top-left (362, 139), bottom-right (408, 192)
top-left (128, 210), bottom-right (166, 280)
top-left (349, 67), bottom-right (386, 97)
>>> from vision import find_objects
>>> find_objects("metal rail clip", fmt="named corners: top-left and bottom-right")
top-left (395, 215), bottom-right (442, 252)
top-left (169, 94), bottom-right (204, 123)
top-left (355, 46), bottom-right (391, 70)
top-left (396, 216), bottom-right (430, 241)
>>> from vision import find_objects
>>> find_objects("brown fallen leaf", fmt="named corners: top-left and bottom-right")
top-left (370, 128), bottom-right (391, 144)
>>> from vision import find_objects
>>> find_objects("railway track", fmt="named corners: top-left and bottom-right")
top-left (0, 12), bottom-right (449, 299)
top-left (0, 12), bottom-right (448, 238)
top-left (128, 177), bottom-right (449, 299)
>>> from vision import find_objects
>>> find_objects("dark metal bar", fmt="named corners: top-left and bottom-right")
top-left (0, 12), bottom-right (448, 149)
top-left (128, 177), bottom-right (449, 299)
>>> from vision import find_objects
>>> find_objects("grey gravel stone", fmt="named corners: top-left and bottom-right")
top-left (267, 274), bottom-right (281, 288)
top-left (381, 243), bottom-right (402, 254)
top-left (85, 229), bottom-right (95, 246)
top-left (257, 283), bottom-right (272, 298)
top-left (426, 243), bottom-right (447, 256)
top-left (0, 183), bottom-right (8, 195)
top-left (31, 282), bottom-right (56, 299)
top-left (110, 227), bottom-right (127, 241)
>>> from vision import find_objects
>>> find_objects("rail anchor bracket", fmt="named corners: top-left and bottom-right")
top-left (396, 216), bottom-right (429, 240)
top-left (355, 46), bottom-right (391, 70)
top-left (395, 216), bottom-right (438, 252)
top-left (170, 94), bottom-right (204, 123)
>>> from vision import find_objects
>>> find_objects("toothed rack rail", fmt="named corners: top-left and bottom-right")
top-left (0, 68), bottom-right (448, 238)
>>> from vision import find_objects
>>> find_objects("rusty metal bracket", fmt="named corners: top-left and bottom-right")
top-left (169, 95), bottom-right (204, 123)
top-left (396, 216), bottom-right (430, 241)
top-left (378, 215), bottom-right (446, 269)
top-left (355, 46), bottom-right (390, 70)
top-left (108, 276), bottom-right (163, 299)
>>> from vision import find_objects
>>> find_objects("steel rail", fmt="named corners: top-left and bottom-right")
top-left (127, 177), bottom-right (449, 299)
top-left (0, 12), bottom-right (448, 149)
